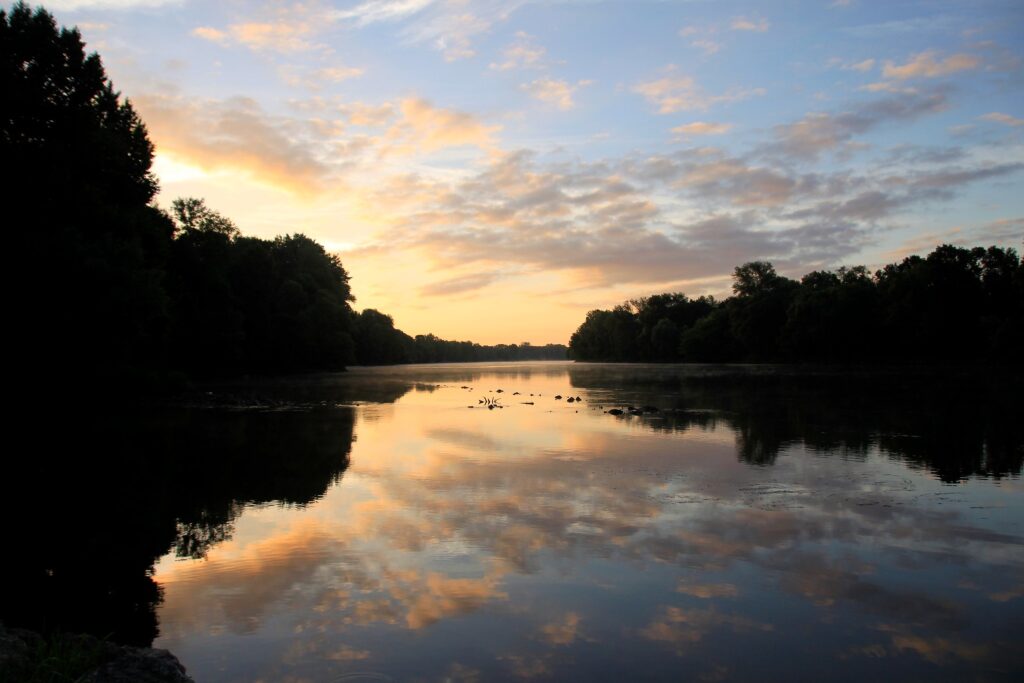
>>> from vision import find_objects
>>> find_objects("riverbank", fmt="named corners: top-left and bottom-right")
top-left (0, 623), bottom-right (192, 683)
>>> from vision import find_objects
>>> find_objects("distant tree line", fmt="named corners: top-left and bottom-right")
top-left (569, 247), bottom-right (1023, 363)
top-left (352, 308), bottom-right (566, 365)
top-left (3, 4), bottom-right (564, 388)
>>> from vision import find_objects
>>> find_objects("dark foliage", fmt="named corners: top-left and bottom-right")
top-left (2, 4), bottom-right (362, 384)
top-left (569, 245), bottom-right (1023, 364)
top-left (3, 2), bottom-right (173, 386)
top-left (351, 310), bottom-right (568, 364)
top-left (165, 201), bottom-right (357, 375)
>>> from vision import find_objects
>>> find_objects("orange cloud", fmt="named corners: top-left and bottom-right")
top-left (641, 606), bottom-right (773, 654)
top-left (634, 66), bottom-right (764, 114)
top-left (672, 121), bottom-right (733, 137)
top-left (133, 92), bottom-right (331, 195)
top-left (385, 97), bottom-right (501, 155)
top-left (676, 580), bottom-right (739, 599)
top-left (882, 50), bottom-right (981, 80)
top-left (540, 612), bottom-right (582, 645)
top-left (521, 77), bottom-right (593, 111)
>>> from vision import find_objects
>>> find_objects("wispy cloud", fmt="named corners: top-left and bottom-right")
top-left (399, 0), bottom-right (528, 61)
top-left (882, 50), bottom-right (981, 80)
top-left (979, 112), bottom-right (1024, 127)
top-left (731, 15), bottom-right (769, 32)
top-left (278, 64), bottom-right (366, 91)
top-left (767, 88), bottom-right (949, 161)
top-left (334, 0), bottom-right (437, 27)
top-left (634, 66), bottom-right (764, 114)
top-left (521, 77), bottom-right (593, 111)
top-left (843, 58), bottom-right (876, 73)
top-left (490, 31), bottom-right (547, 71)
top-left (690, 39), bottom-right (722, 56)
top-left (420, 272), bottom-right (499, 297)
top-left (192, 6), bottom-right (332, 55)
top-left (672, 122), bottom-right (733, 137)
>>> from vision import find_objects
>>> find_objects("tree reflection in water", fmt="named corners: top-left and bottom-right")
top-left (1, 402), bottom-right (363, 645)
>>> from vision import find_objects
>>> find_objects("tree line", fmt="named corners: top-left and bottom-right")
top-left (569, 247), bottom-right (1023, 363)
top-left (2, 3), bottom-right (564, 389)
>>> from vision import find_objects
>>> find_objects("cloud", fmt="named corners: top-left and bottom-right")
top-left (191, 26), bottom-right (228, 44)
top-left (395, 1), bottom-right (529, 61)
top-left (334, 0), bottom-right (437, 26)
top-left (672, 122), bottom-right (733, 137)
top-left (368, 151), bottom-right (871, 287)
top-left (768, 88), bottom-right (948, 160)
top-left (882, 50), bottom-right (981, 80)
top-left (420, 272), bottom-right (499, 297)
top-left (678, 23), bottom-right (722, 56)
top-left (641, 606), bottom-right (773, 654)
top-left (886, 218), bottom-right (1024, 260)
top-left (520, 77), bottom-right (592, 111)
top-left (385, 97), bottom-right (501, 154)
top-left (490, 31), bottom-right (547, 71)
top-left (228, 22), bottom-right (318, 52)
top-left (134, 88), bottom-right (500, 195)
top-left (399, 572), bottom-right (508, 629)
top-left (427, 12), bottom-right (490, 61)
top-left (691, 39), bottom-right (722, 56)
top-left (192, 8), bottom-right (331, 54)
top-left (980, 112), bottom-right (1024, 127)
top-left (326, 645), bottom-right (371, 661)
top-left (540, 612), bottom-right (582, 645)
top-left (279, 64), bottom-right (366, 90)
top-left (676, 579), bottom-right (739, 599)
top-left (133, 91), bottom-right (332, 193)
top-left (633, 66), bottom-right (764, 114)
top-left (730, 15), bottom-right (769, 32)
top-left (673, 156), bottom-right (804, 207)
top-left (44, 0), bottom-right (179, 8)
top-left (843, 58), bottom-right (876, 72)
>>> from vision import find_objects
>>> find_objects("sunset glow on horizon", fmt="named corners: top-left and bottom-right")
top-left (48, 0), bottom-right (1023, 344)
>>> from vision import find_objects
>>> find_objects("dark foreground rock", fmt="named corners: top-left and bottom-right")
top-left (0, 622), bottom-right (192, 683)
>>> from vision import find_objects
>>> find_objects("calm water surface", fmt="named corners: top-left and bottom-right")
top-left (6, 362), bottom-right (1023, 681)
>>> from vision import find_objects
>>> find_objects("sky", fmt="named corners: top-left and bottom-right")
top-left (42, 0), bottom-right (1024, 344)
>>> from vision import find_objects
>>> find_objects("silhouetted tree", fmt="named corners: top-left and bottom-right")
top-left (165, 200), bottom-right (359, 375)
top-left (171, 197), bottom-right (240, 238)
top-left (569, 245), bottom-right (1022, 364)
top-left (4, 2), bottom-right (174, 387)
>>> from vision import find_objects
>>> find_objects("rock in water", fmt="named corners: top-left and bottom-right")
top-left (81, 647), bottom-right (193, 683)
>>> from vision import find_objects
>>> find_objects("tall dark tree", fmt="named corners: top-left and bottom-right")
top-left (3, 2), bottom-right (173, 387)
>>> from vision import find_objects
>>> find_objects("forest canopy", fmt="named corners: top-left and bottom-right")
top-left (568, 246), bottom-right (1024, 363)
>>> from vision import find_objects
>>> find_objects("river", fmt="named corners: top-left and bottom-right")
top-left (4, 362), bottom-right (1022, 681)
